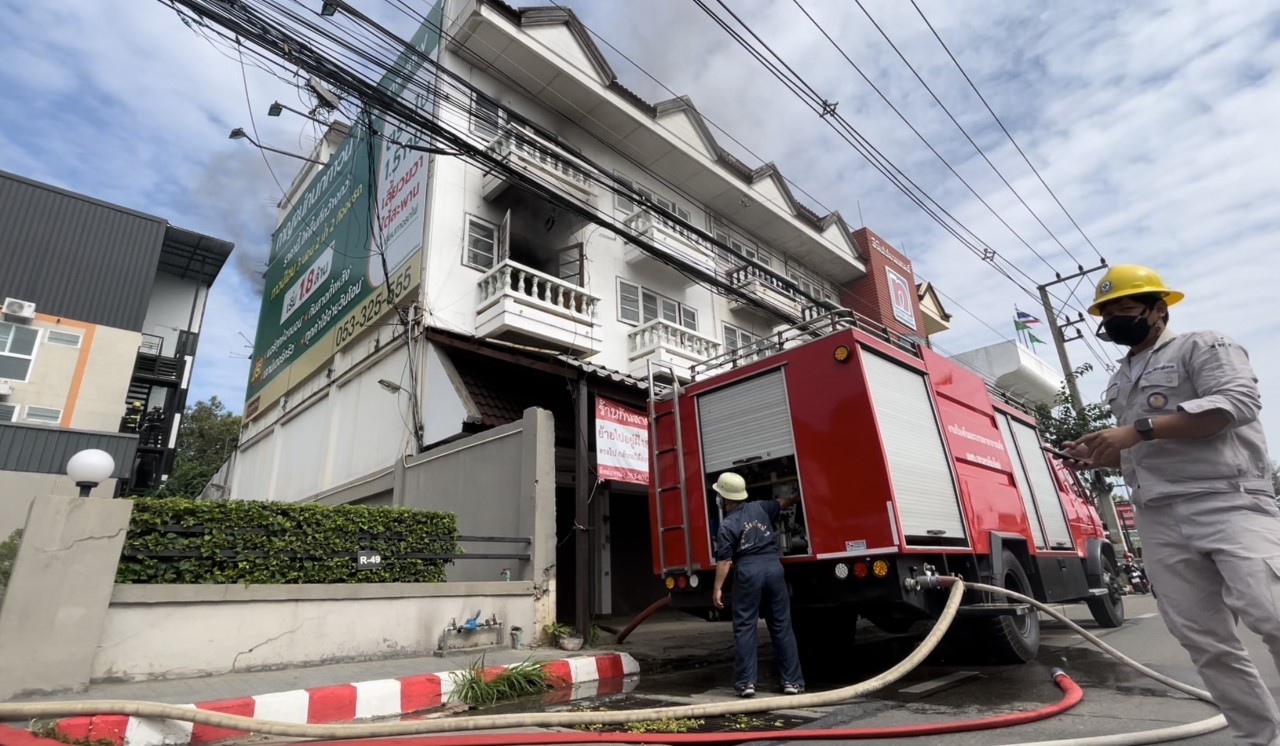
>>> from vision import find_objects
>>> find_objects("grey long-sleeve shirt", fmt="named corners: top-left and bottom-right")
top-left (1104, 328), bottom-right (1274, 505)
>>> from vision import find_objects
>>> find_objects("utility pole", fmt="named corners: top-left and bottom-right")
top-left (1037, 266), bottom-right (1129, 554)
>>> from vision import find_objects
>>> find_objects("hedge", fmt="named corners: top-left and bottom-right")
top-left (116, 498), bottom-right (460, 585)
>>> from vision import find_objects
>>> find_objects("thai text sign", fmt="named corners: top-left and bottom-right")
top-left (595, 397), bottom-right (649, 485)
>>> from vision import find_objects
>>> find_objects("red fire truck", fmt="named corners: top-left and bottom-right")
top-left (646, 311), bottom-right (1125, 663)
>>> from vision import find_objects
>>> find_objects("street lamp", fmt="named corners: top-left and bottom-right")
top-left (67, 449), bottom-right (115, 498)
top-left (228, 128), bottom-right (326, 165)
top-left (266, 100), bottom-right (330, 125)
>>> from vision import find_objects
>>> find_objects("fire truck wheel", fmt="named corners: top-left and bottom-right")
top-left (1087, 553), bottom-right (1126, 628)
top-left (979, 550), bottom-right (1040, 664)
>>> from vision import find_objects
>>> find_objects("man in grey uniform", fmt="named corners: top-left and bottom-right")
top-left (1063, 264), bottom-right (1280, 746)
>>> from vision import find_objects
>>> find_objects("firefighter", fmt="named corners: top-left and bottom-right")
top-left (1062, 264), bottom-right (1280, 746)
top-left (709, 471), bottom-right (805, 698)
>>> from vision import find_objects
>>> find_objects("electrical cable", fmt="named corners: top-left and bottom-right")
top-left (0, 578), bottom-right (1229, 744)
top-left (236, 38), bottom-right (287, 196)
top-left (906, 0), bottom-right (1107, 264)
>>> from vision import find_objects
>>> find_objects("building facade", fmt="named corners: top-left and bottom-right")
top-left (229, 0), bottom-right (963, 619)
top-left (0, 170), bottom-right (231, 537)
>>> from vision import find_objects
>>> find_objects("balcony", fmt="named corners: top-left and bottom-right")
top-left (476, 260), bottom-right (603, 357)
top-left (481, 126), bottom-right (594, 206)
top-left (627, 319), bottom-right (722, 381)
top-left (727, 266), bottom-right (802, 319)
top-left (622, 209), bottom-right (716, 276)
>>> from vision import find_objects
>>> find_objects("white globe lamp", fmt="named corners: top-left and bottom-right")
top-left (67, 449), bottom-right (116, 498)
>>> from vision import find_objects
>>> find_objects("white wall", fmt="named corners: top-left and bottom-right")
top-left (326, 347), bottom-right (415, 487)
top-left (141, 273), bottom-right (201, 355)
top-left (93, 582), bottom-right (535, 682)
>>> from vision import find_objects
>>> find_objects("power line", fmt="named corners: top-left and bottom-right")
top-left (907, 0), bottom-right (1106, 264)
top-left (790, 0), bottom-right (1067, 276)
top-left (236, 39), bottom-right (286, 195)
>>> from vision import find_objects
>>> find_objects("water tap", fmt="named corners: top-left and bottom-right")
top-left (500, 568), bottom-right (512, 581)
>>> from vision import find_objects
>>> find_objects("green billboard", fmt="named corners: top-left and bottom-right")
top-left (245, 3), bottom-right (443, 421)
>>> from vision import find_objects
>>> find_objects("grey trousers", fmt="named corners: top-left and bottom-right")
top-left (1134, 491), bottom-right (1280, 746)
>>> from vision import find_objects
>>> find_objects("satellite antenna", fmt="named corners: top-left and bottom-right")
top-left (306, 75), bottom-right (342, 111)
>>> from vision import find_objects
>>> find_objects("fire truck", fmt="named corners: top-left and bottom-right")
top-left (646, 311), bottom-right (1125, 663)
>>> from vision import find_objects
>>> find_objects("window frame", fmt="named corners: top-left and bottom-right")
top-left (617, 279), bottom-right (698, 331)
top-left (723, 322), bottom-right (759, 353)
top-left (23, 405), bottom-right (62, 425)
top-left (46, 329), bottom-right (82, 348)
top-left (471, 92), bottom-right (503, 142)
top-left (462, 214), bottom-right (499, 271)
top-left (0, 321), bottom-right (40, 383)
top-left (0, 402), bottom-right (16, 423)
top-left (614, 172), bottom-right (693, 223)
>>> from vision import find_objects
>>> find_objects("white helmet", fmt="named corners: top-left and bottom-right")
top-left (711, 472), bottom-right (748, 501)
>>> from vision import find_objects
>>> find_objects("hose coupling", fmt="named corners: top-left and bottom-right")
top-left (1050, 667), bottom-right (1067, 680)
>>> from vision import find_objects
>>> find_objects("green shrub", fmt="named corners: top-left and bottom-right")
top-left (449, 656), bottom-right (550, 707)
top-left (115, 498), bottom-right (459, 584)
top-left (0, 529), bottom-right (23, 603)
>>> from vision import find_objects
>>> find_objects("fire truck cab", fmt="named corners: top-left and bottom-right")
top-left (647, 311), bottom-right (1125, 663)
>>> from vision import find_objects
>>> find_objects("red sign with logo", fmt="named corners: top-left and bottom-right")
top-left (595, 397), bottom-right (649, 485)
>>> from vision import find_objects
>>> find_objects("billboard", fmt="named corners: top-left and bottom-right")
top-left (885, 266), bottom-right (917, 330)
top-left (244, 2), bottom-right (443, 421)
top-left (595, 397), bottom-right (649, 485)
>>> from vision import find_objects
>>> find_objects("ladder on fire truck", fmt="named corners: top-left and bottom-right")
top-left (647, 360), bottom-right (693, 575)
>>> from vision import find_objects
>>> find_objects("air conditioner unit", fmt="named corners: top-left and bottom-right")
top-left (0, 379), bottom-right (11, 397)
top-left (2, 298), bottom-right (36, 320)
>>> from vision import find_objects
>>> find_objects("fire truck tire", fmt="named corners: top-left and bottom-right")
top-left (978, 550), bottom-right (1040, 664)
top-left (1086, 554), bottom-right (1126, 628)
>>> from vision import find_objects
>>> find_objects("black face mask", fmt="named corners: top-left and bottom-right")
top-left (1098, 314), bottom-right (1153, 347)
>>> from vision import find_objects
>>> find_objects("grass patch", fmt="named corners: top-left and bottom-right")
top-left (449, 656), bottom-right (550, 707)
top-left (31, 722), bottom-right (114, 746)
top-left (624, 718), bottom-right (705, 734)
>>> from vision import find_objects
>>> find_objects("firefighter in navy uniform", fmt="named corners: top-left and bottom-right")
top-left (710, 472), bottom-right (805, 698)
top-left (1063, 264), bottom-right (1280, 746)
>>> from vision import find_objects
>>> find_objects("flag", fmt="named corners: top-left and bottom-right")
top-left (1028, 332), bottom-right (1045, 346)
top-left (1016, 310), bottom-right (1041, 325)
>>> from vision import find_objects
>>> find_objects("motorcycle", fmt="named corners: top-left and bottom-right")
top-left (1120, 558), bottom-right (1150, 594)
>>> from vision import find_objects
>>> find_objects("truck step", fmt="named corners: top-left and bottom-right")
top-left (956, 603), bottom-right (1032, 618)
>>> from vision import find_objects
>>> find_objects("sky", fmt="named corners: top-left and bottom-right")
top-left (1, 0), bottom-right (1278, 456)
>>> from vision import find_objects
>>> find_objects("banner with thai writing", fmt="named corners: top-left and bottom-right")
top-left (595, 397), bottom-right (649, 485)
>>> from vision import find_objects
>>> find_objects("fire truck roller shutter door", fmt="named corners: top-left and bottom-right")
top-left (860, 351), bottom-right (968, 542)
top-left (697, 369), bottom-right (796, 474)
top-left (995, 413), bottom-right (1049, 550)
top-left (1007, 421), bottom-right (1074, 549)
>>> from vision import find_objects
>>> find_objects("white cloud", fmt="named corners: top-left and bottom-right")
top-left (3, 0), bottom-right (1279, 461)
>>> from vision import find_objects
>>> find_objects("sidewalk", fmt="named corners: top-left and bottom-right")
top-left (2, 647), bottom-right (639, 746)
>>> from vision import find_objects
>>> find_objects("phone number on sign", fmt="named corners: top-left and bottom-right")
top-left (334, 265), bottom-right (415, 347)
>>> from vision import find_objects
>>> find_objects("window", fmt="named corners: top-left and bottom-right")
top-left (24, 406), bottom-right (61, 424)
top-left (472, 93), bottom-right (503, 141)
top-left (617, 280), bottom-right (698, 330)
top-left (615, 174), bottom-right (692, 223)
top-left (723, 323), bottom-right (758, 352)
top-left (0, 403), bottom-right (15, 422)
top-left (46, 329), bottom-right (82, 348)
top-left (464, 216), bottom-right (498, 270)
top-left (710, 218), bottom-right (770, 268)
top-left (0, 322), bottom-right (38, 382)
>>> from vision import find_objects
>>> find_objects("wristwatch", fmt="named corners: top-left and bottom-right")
top-left (1135, 417), bottom-right (1156, 441)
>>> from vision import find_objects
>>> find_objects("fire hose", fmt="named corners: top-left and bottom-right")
top-left (0, 578), bottom-right (1226, 745)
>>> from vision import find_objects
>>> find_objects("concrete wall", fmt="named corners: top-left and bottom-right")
top-left (0, 495), bottom-right (133, 699)
top-left (397, 407), bottom-right (556, 632)
top-left (140, 272), bottom-right (205, 356)
top-left (4, 316), bottom-right (137, 433)
top-left (92, 581), bottom-right (535, 683)
top-left (0, 473), bottom-right (118, 541)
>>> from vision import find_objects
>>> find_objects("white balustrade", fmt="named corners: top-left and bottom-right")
top-left (485, 126), bottom-right (591, 190)
top-left (477, 259), bottom-right (599, 320)
top-left (627, 319), bottom-right (721, 360)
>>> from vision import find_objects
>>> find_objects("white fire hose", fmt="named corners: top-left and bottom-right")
top-left (0, 578), bottom-right (1225, 745)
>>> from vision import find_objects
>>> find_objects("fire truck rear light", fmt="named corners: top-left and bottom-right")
top-left (676, 575), bottom-right (688, 589)
top-left (664, 576), bottom-right (675, 590)
top-left (833, 345), bottom-right (852, 363)
top-left (853, 561), bottom-right (869, 579)
top-left (873, 560), bottom-right (890, 578)
top-left (688, 574), bottom-right (700, 588)
top-left (834, 563), bottom-right (850, 579)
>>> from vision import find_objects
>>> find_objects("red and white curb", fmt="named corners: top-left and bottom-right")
top-left (42, 653), bottom-right (639, 746)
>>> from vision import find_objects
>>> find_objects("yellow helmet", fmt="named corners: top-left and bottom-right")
top-left (1088, 264), bottom-right (1183, 316)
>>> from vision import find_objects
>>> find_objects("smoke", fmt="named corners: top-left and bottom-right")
top-left (189, 148), bottom-right (286, 296)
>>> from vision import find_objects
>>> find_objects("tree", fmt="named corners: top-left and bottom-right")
top-left (154, 396), bottom-right (242, 498)
top-left (1032, 363), bottom-right (1118, 504)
